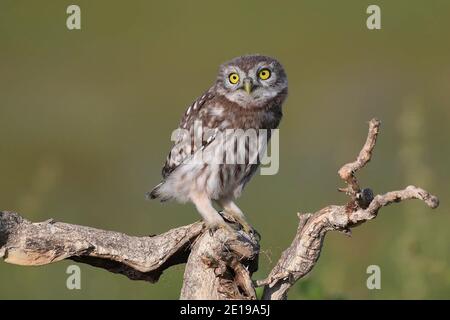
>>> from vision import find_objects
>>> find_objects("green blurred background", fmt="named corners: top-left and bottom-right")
top-left (0, 0), bottom-right (449, 299)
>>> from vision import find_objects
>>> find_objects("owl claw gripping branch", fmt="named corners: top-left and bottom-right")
top-left (147, 55), bottom-right (288, 237)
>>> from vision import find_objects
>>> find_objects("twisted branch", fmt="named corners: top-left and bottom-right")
top-left (0, 212), bottom-right (203, 282)
top-left (259, 118), bottom-right (439, 300)
top-left (0, 118), bottom-right (439, 300)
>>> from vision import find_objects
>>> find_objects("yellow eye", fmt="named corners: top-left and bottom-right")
top-left (258, 68), bottom-right (271, 80)
top-left (228, 73), bottom-right (240, 84)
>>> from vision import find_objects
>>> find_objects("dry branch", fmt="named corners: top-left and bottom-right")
top-left (180, 226), bottom-right (259, 300)
top-left (259, 118), bottom-right (439, 300)
top-left (0, 212), bottom-right (203, 282)
top-left (0, 118), bottom-right (439, 300)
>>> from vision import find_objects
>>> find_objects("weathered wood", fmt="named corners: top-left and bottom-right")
top-left (259, 186), bottom-right (438, 300)
top-left (258, 119), bottom-right (439, 300)
top-left (0, 212), bottom-right (203, 282)
top-left (180, 226), bottom-right (259, 300)
top-left (0, 118), bottom-right (439, 299)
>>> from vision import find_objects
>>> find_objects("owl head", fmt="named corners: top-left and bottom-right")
top-left (215, 55), bottom-right (288, 107)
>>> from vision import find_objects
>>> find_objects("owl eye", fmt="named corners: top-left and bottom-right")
top-left (258, 68), bottom-right (271, 80)
top-left (228, 73), bottom-right (240, 84)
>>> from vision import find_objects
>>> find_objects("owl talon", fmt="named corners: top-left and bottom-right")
top-left (241, 223), bottom-right (261, 241)
top-left (250, 228), bottom-right (261, 241)
top-left (230, 217), bottom-right (260, 241)
top-left (207, 220), bottom-right (237, 237)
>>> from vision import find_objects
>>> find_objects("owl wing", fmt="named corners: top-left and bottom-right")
top-left (161, 90), bottom-right (216, 179)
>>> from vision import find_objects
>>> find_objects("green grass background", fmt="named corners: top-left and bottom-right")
top-left (0, 0), bottom-right (449, 299)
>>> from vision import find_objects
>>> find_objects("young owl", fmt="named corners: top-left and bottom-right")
top-left (147, 55), bottom-right (288, 234)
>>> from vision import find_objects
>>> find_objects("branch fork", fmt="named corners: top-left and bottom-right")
top-left (0, 118), bottom-right (439, 300)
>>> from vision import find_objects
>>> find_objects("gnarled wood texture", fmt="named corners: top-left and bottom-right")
top-left (0, 119), bottom-right (439, 299)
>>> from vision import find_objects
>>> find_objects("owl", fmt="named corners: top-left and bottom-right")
top-left (147, 55), bottom-right (288, 235)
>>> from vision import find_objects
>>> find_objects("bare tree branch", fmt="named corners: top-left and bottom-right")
top-left (180, 226), bottom-right (259, 300)
top-left (0, 118), bottom-right (439, 300)
top-left (338, 118), bottom-right (380, 196)
top-left (0, 211), bottom-right (203, 282)
top-left (259, 118), bottom-right (439, 300)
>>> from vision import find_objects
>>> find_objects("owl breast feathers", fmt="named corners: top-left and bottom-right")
top-left (147, 55), bottom-right (288, 204)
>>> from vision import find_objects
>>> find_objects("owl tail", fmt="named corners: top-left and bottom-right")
top-left (146, 182), bottom-right (170, 202)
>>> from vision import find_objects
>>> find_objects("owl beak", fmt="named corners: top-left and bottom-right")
top-left (243, 79), bottom-right (253, 94)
